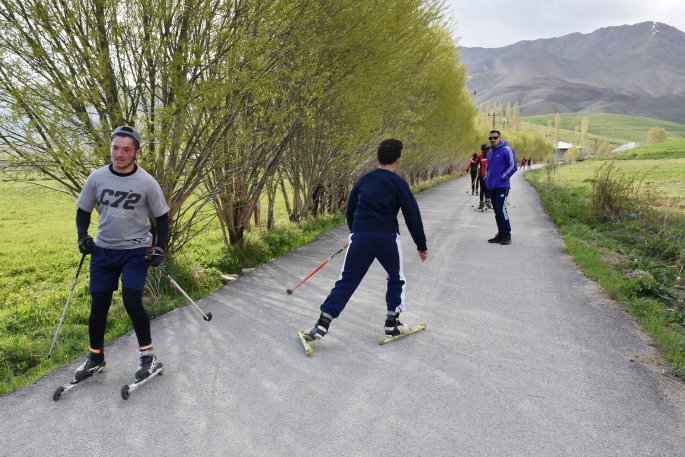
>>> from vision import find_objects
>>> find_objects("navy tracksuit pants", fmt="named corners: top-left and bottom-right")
top-left (491, 187), bottom-right (511, 236)
top-left (321, 232), bottom-right (406, 319)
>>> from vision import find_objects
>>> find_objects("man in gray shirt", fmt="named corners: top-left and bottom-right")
top-left (73, 126), bottom-right (170, 383)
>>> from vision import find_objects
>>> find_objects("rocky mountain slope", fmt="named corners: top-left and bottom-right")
top-left (460, 22), bottom-right (685, 123)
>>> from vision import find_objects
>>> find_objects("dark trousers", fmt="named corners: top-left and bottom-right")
top-left (478, 176), bottom-right (489, 203)
top-left (322, 232), bottom-right (405, 319)
top-left (491, 187), bottom-right (511, 236)
top-left (470, 170), bottom-right (478, 192)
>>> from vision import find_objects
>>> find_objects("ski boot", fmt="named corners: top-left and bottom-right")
top-left (485, 198), bottom-right (493, 209)
top-left (74, 349), bottom-right (106, 382)
top-left (135, 348), bottom-right (158, 381)
top-left (477, 202), bottom-right (485, 211)
top-left (302, 312), bottom-right (333, 341)
top-left (385, 311), bottom-right (410, 336)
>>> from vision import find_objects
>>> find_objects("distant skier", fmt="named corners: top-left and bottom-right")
top-left (476, 144), bottom-right (491, 210)
top-left (73, 126), bottom-right (170, 383)
top-left (302, 139), bottom-right (428, 342)
top-left (466, 153), bottom-right (479, 195)
top-left (485, 130), bottom-right (517, 245)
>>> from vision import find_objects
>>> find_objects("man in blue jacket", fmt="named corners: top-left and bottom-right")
top-left (303, 139), bottom-right (428, 342)
top-left (484, 130), bottom-right (517, 245)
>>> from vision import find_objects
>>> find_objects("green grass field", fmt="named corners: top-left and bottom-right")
top-left (521, 113), bottom-right (685, 144)
top-left (610, 137), bottom-right (685, 160)
top-left (550, 158), bottom-right (685, 208)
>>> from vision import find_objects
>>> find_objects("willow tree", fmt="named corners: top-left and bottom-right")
top-left (0, 0), bottom-right (310, 251)
top-left (278, 0), bottom-right (479, 217)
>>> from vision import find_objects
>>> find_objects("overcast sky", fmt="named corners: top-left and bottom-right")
top-left (445, 0), bottom-right (685, 48)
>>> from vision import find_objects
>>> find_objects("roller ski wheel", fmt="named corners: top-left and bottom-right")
top-left (379, 322), bottom-right (426, 345)
top-left (121, 362), bottom-right (164, 400)
top-left (297, 330), bottom-right (314, 356)
top-left (472, 205), bottom-right (487, 212)
top-left (52, 361), bottom-right (106, 401)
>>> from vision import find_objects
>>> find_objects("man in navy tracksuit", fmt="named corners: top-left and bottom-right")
top-left (484, 130), bottom-right (517, 245)
top-left (303, 139), bottom-right (428, 342)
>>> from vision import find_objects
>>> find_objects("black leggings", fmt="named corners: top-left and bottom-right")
top-left (479, 176), bottom-right (489, 202)
top-left (89, 288), bottom-right (151, 350)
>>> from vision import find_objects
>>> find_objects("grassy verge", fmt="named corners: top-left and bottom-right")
top-left (526, 166), bottom-right (685, 376)
top-left (0, 172), bottom-right (456, 396)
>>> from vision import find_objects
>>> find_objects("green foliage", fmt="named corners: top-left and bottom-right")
top-left (503, 130), bottom-right (551, 161)
top-left (201, 214), bottom-right (345, 274)
top-left (625, 276), bottom-right (677, 304)
top-left (648, 126), bottom-right (668, 144)
top-left (564, 145), bottom-right (581, 162)
top-left (597, 141), bottom-right (614, 156)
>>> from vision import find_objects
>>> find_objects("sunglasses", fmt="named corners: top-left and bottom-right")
top-left (488, 136), bottom-right (499, 140)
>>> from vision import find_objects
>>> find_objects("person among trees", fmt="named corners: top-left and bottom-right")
top-left (466, 153), bottom-right (479, 195)
top-left (521, 157), bottom-right (526, 169)
top-left (485, 130), bottom-right (517, 245)
top-left (73, 126), bottom-right (170, 382)
top-left (476, 144), bottom-right (491, 210)
top-left (302, 139), bottom-right (428, 343)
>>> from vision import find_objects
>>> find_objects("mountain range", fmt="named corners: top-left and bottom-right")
top-left (460, 21), bottom-right (685, 124)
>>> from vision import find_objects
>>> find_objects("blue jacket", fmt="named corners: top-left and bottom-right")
top-left (485, 139), bottom-right (517, 189)
top-left (346, 168), bottom-right (427, 251)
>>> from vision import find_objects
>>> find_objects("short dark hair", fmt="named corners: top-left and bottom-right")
top-left (490, 130), bottom-right (501, 136)
top-left (377, 139), bottom-right (403, 165)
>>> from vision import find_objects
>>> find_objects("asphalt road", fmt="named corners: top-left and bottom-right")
top-left (2, 167), bottom-right (684, 456)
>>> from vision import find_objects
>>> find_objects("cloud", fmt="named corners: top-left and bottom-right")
top-left (446, 0), bottom-right (685, 48)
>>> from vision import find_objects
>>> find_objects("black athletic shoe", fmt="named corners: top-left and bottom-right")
top-left (500, 234), bottom-right (512, 245)
top-left (488, 234), bottom-right (503, 243)
top-left (74, 351), bottom-right (105, 382)
top-left (135, 348), bottom-right (157, 381)
top-left (303, 312), bottom-right (333, 341)
top-left (385, 312), bottom-right (410, 336)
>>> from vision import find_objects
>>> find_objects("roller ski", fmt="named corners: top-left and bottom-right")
top-left (297, 330), bottom-right (314, 356)
top-left (120, 348), bottom-right (164, 400)
top-left (298, 313), bottom-right (332, 356)
top-left (473, 203), bottom-right (488, 212)
top-left (53, 351), bottom-right (106, 401)
top-left (378, 312), bottom-right (426, 345)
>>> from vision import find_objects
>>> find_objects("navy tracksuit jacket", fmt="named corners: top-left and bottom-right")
top-left (321, 168), bottom-right (427, 319)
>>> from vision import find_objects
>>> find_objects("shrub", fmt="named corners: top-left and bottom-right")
top-left (589, 160), bottom-right (652, 223)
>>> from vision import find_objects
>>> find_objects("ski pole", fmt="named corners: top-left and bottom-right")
top-left (467, 176), bottom-right (478, 193)
top-left (287, 243), bottom-right (349, 295)
top-left (158, 266), bottom-right (213, 321)
top-left (48, 254), bottom-right (86, 359)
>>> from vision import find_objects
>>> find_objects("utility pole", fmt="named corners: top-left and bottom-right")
top-left (487, 111), bottom-right (500, 129)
